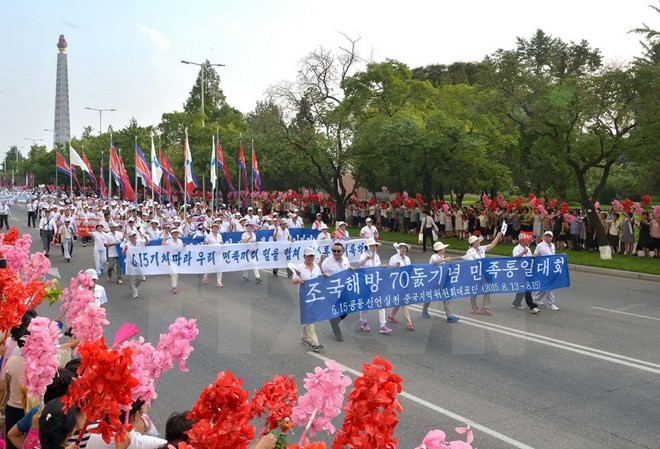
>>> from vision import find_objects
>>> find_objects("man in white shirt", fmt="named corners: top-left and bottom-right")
top-left (311, 213), bottom-right (324, 231)
top-left (358, 238), bottom-right (391, 334)
top-left (465, 232), bottom-right (502, 315)
top-left (511, 234), bottom-right (540, 313)
top-left (146, 220), bottom-right (162, 241)
top-left (122, 231), bottom-right (146, 298)
top-left (359, 218), bottom-right (378, 240)
top-left (203, 222), bottom-right (224, 288)
top-left (387, 243), bottom-right (414, 330)
top-left (84, 268), bottom-right (107, 306)
top-left (272, 220), bottom-right (292, 277)
top-left (321, 241), bottom-right (351, 341)
top-left (533, 231), bottom-right (559, 311)
top-left (288, 210), bottom-right (304, 229)
top-left (104, 223), bottom-right (124, 284)
top-left (0, 201), bottom-right (9, 229)
top-left (27, 199), bottom-right (37, 227)
top-left (58, 217), bottom-right (76, 262)
top-left (164, 228), bottom-right (185, 294)
top-left (241, 223), bottom-right (262, 283)
top-left (92, 224), bottom-right (107, 276)
top-left (39, 210), bottom-right (56, 257)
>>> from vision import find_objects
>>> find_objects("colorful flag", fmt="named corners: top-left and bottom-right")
top-left (99, 156), bottom-right (107, 199)
top-left (109, 144), bottom-right (122, 188)
top-left (150, 133), bottom-right (163, 188)
top-left (82, 152), bottom-right (99, 191)
top-left (135, 144), bottom-right (151, 185)
top-left (238, 140), bottom-right (248, 191)
top-left (251, 145), bottom-right (262, 191)
top-left (118, 155), bottom-right (136, 201)
top-left (216, 137), bottom-right (235, 191)
top-left (69, 144), bottom-right (88, 172)
top-left (210, 136), bottom-right (217, 190)
top-left (56, 150), bottom-right (72, 177)
top-left (183, 129), bottom-right (198, 201)
top-left (160, 148), bottom-right (183, 197)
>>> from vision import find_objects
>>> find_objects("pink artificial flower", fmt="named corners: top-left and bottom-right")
top-left (21, 317), bottom-right (62, 398)
top-left (655, 205), bottom-right (660, 219)
top-left (122, 338), bottom-right (160, 403)
top-left (70, 303), bottom-right (109, 343)
top-left (415, 430), bottom-right (447, 449)
top-left (612, 199), bottom-right (623, 212)
top-left (155, 317), bottom-right (199, 372)
top-left (632, 202), bottom-right (644, 216)
top-left (594, 201), bottom-right (600, 210)
top-left (60, 272), bottom-right (96, 328)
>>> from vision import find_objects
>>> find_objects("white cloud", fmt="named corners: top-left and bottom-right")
top-left (137, 23), bottom-right (171, 51)
top-left (215, 16), bottom-right (244, 37)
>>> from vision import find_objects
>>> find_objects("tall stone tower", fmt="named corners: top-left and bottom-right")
top-left (53, 35), bottom-right (70, 146)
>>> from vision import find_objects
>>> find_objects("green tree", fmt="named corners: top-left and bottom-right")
top-left (183, 60), bottom-right (227, 124)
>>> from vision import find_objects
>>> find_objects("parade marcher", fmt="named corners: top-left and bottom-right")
top-left (39, 209), bottom-right (56, 257)
top-left (533, 231), bottom-right (560, 311)
top-left (291, 247), bottom-right (324, 352)
top-left (272, 220), bottom-right (293, 277)
top-left (510, 234), bottom-right (541, 314)
top-left (387, 243), bottom-right (415, 330)
top-left (0, 201), bottom-right (10, 229)
top-left (164, 228), bottom-right (185, 294)
top-left (421, 241), bottom-right (460, 322)
top-left (104, 222), bottom-right (124, 284)
top-left (420, 210), bottom-right (438, 252)
top-left (203, 222), bottom-right (224, 287)
top-left (84, 268), bottom-right (108, 306)
top-left (146, 220), bottom-right (162, 241)
top-left (321, 242), bottom-right (351, 342)
top-left (358, 238), bottom-right (391, 334)
top-left (241, 223), bottom-right (263, 284)
top-left (464, 231), bottom-right (503, 315)
top-left (122, 230), bottom-right (146, 298)
top-left (316, 223), bottom-right (332, 241)
top-left (27, 199), bottom-right (37, 227)
top-left (359, 217), bottom-right (378, 240)
top-left (332, 221), bottom-right (350, 241)
top-left (311, 213), bottom-right (324, 231)
top-left (57, 217), bottom-right (77, 262)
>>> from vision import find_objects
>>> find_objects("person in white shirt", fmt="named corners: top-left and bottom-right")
top-left (104, 223), bottom-right (124, 284)
top-left (333, 221), bottom-right (350, 241)
top-left (84, 268), bottom-right (108, 306)
top-left (316, 223), bottom-right (332, 241)
top-left (321, 242), bottom-right (351, 341)
top-left (272, 221), bottom-right (293, 277)
top-left (241, 223), bottom-right (262, 283)
top-left (27, 200), bottom-right (37, 227)
top-left (122, 231), bottom-right (146, 298)
top-left (359, 217), bottom-right (378, 240)
top-left (235, 216), bottom-right (247, 233)
top-left (245, 207), bottom-right (260, 227)
top-left (358, 238), bottom-right (391, 334)
top-left (39, 209), bottom-right (56, 256)
top-left (85, 400), bottom-right (166, 449)
top-left (533, 231), bottom-right (559, 311)
top-left (311, 213), bottom-right (324, 231)
top-left (164, 228), bottom-right (185, 294)
top-left (146, 220), bottom-right (162, 241)
top-left (288, 211), bottom-right (304, 229)
top-left (387, 243), bottom-right (415, 330)
top-left (92, 224), bottom-right (107, 276)
top-left (292, 247), bottom-right (324, 352)
top-left (421, 241), bottom-right (460, 322)
top-left (203, 222), bottom-right (224, 288)
top-left (464, 232), bottom-right (503, 315)
top-left (420, 210), bottom-right (439, 253)
top-left (510, 234), bottom-right (541, 313)
top-left (0, 201), bottom-right (10, 229)
top-left (58, 217), bottom-right (77, 262)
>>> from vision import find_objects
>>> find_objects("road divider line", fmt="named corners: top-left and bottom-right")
top-left (306, 351), bottom-right (536, 449)
top-left (591, 306), bottom-right (660, 322)
top-left (408, 304), bottom-right (660, 374)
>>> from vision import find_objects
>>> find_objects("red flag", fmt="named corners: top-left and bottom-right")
top-left (217, 139), bottom-right (235, 191)
top-left (99, 156), bottom-right (107, 199)
top-left (118, 156), bottom-right (136, 201)
top-left (238, 141), bottom-right (248, 191)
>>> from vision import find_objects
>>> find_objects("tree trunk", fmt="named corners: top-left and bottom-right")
top-left (456, 192), bottom-right (465, 206)
top-left (422, 172), bottom-right (433, 212)
top-left (335, 195), bottom-right (346, 221)
top-left (573, 167), bottom-right (610, 258)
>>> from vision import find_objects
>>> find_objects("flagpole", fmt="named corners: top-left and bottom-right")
top-left (150, 132), bottom-right (155, 211)
top-left (238, 136), bottom-right (241, 212)
top-left (101, 149), bottom-right (104, 199)
top-left (211, 134), bottom-right (215, 210)
top-left (134, 136), bottom-right (139, 206)
top-left (215, 129), bottom-right (219, 210)
top-left (108, 132), bottom-right (113, 200)
top-left (68, 141), bottom-right (73, 196)
top-left (81, 144), bottom-right (86, 193)
top-left (54, 145), bottom-right (58, 192)
top-left (251, 138), bottom-right (254, 209)
top-left (183, 128), bottom-right (187, 218)
top-left (118, 146), bottom-right (123, 200)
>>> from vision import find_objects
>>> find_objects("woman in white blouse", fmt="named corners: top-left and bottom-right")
top-left (464, 232), bottom-right (502, 315)
top-left (387, 243), bottom-right (415, 330)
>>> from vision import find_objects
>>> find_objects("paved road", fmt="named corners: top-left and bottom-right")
top-left (15, 209), bottom-right (659, 449)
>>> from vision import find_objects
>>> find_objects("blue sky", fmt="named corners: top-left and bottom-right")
top-left (1, 0), bottom-right (655, 158)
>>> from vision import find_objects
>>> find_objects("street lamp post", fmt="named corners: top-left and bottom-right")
top-left (84, 107), bottom-right (116, 135)
top-left (24, 138), bottom-right (44, 146)
top-left (180, 60), bottom-right (225, 127)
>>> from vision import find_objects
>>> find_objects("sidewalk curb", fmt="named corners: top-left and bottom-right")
top-left (379, 239), bottom-right (660, 283)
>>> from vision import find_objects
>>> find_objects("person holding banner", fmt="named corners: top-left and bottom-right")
top-left (333, 221), bottom-right (350, 241)
top-left (291, 247), bottom-right (324, 352)
top-left (123, 231), bottom-right (146, 298)
top-left (422, 241), bottom-right (460, 322)
top-left (511, 234), bottom-right (541, 313)
top-left (387, 243), bottom-right (415, 330)
top-left (321, 242), bottom-right (351, 342)
top-left (358, 238), bottom-right (392, 334)
top-left (164, 227), bottom-right (185, 294)
top-left (92, 224), bottom-right (107, 276)
top-left (359, 218), bottom-right (378, 240)
top-left (241, 223), bottom-right (263, 284)
top-left (272, 220), bottom-right (293, 277)
top-left (104, 222), bottom-right (124, 285)
top-left (533, 231), bottom-right (560, 311)
top-left (203, 222), bottom-right (224, 288)
top-left (465, 231), bottom-right (503, 315)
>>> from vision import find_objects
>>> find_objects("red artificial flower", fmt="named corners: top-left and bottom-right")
top-left (187, 371), bottom-right (255, 449)
top-left (250, 374), bottom-right (298, 433)
top-left (622, 198), bottom-right (633, 213)
top-left (514, 196), bottom-right (523, 209)
top-left (287, 443), bottom-right (326, 449)
top-left (63, 337), bottom-right (139, 444)
top-left (2, 227), bottom-right (20, 245)
top-left (642, 194), bottom-right (651, 206)
top-left (559, 202), bottom-right (570, 215)
top-left (368, 197), bottom-right (376, 206)
top-left (548, 198), bottom-right (558, 208)
top-left (332, 356), bottom-right (402, 449)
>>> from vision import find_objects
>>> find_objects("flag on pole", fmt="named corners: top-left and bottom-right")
top-left (82, 152), bottom-right (99, 192)
top-left (216, 137), bottom-right (235, 191)
top-left (99, 156), bottom-right (107, 199)
top-left (183, 128), bottom-right (198, 201)
top-left (251, 145), bottom-right (262, 191)
top-left (56, 151), bottom-right (73, 178)
top-left (160, 149), bottom-right (182, 190)
top-left (69, 144), bottom-right (88, 172)
top-left (150, 133), bottom-right (163, 188)
top-left (135, 144), bottom-right (160, 194)
top-left (118, 155), bottom-right (136, 201)
top-left (109, 144), bottom-right (122, 188)
top-left (210, 136), bottom-right (217, 190)
top-left (238, 140), bottom-right (249, 191)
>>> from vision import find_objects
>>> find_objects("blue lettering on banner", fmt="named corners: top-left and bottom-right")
top-left (299, 254), bottom-right (571, 324)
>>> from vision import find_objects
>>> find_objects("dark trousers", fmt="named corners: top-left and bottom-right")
top-left (5, 404), bottom-right (25, 449)
top-left (41, 230), bottom-right (53, 254)
top-left (329, 314), bottom-right (347, 338)
top-left (0, 214), bottom-right (8, 229)
top-left (422, 228), bottom-right (434, 252)
top-left (28, 211), bottom-right (36, 227)
top-left (571, 233), bottom-right (581, 250)
top-left (512, 291), bottom-right (536, 310)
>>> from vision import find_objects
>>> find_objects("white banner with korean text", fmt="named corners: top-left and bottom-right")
top-left (125, 239), bottom-right (367, 275)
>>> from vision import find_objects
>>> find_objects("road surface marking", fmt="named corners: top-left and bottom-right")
top-left (408, 305), bottom-right (660, 374)
top-left (591, 306), bottom-right (660, 322)
top-left (10, 216), bottom-right (18, 221)
top-left (307, 351), bottom-right (536, 449)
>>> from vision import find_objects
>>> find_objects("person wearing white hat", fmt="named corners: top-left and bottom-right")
top-left (164, 227), bottom-right (185, 294)
top-left (511, 234), bottom-right (541, 313)
top-left (464, 231), bottom-right (503, 315)
top-left (333, 221), bottom-right (350, 241)
top-left (122, 230), bottom-right (145, 298)
top-left (146, 220), bottom-right (162, 241)
top-left (358, 238), bottom-right (391, 334)
top-left (57, 217), bottom-right (77, 262)
top-left (422, 242), bottom-right (460, 322)
top-left (272, 220), bottom-right (293, 277)
top-left (104, 222), bottom-right (124, 284)
top-left (359, 217), bottom-right (378, 240)
top-left (241, 223), bottom-right (263, 284)
top-left (387, 243), bottom-right (415, 330)
top-left (291, 247), bottom-right (324, 352)
top-left (311, 213), bottom-right (325, 231)
top-left (533, 231), bottom-right (559, 311)
top-left (321, 241), bottom-right (351, 341)
top-left (316, 223), bottom-right (332, 241)
top-left (203, 222), bottom-right (224, 288)
top-left (288, 211), bottom-right (304, 229)
top-left (92, 223), bottom-right (108, 276)
top-left (83, 268), bottom-right (108, 306)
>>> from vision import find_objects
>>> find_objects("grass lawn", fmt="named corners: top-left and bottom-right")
top-left (375, 230), bottom-right (660, 276)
